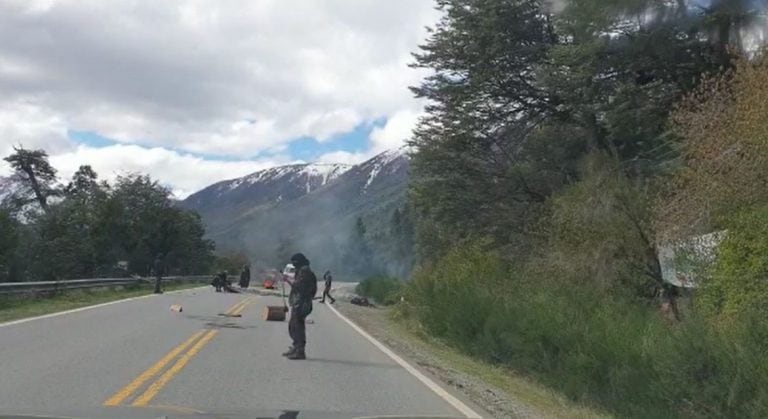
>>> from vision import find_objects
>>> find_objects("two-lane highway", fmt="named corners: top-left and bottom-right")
top-left (0, 288), bottom-right (478, 418)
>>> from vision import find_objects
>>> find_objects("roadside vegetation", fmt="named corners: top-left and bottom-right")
top-left (0, 149), bottom-right (217, 282)
top-left (356, 275), bottom-right (403, 305)
top-left (382, 1), bottom-right (768, 417)
top-left (0, 281), bottom-right (203, 323)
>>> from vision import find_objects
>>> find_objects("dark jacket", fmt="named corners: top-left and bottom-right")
top-left (289, 266), bottom-right (317, 312)
top-left (323, 272), bottom-right (333, 289)
top-left (239, 267), bottom-right (251, 287)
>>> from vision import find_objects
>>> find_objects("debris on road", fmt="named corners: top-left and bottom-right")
top-left (169, 304), bottom-right (183, 312)
top-left (262, 305), bottom-right (287, 321)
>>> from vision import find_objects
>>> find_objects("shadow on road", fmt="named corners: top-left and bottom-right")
top-left (182, 314), bottom-right (259, 330)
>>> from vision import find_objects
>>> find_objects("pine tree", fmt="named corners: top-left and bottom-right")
top-left (3, 146), bottom-right (60, 213)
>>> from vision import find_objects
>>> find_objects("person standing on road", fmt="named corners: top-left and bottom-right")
top-left (152, 254), bottom-right (164, 294)
top-left (239, 264), bottom-right (251, 288)
top-left (282, 253), bottom-right (317, 360)
top-left (320, 270), bottom-right (336, 304)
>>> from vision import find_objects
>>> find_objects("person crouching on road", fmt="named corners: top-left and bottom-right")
top-left (282, 253), bottom-right (317, 360)
top-left (211, 271), bottom-right (224, 292)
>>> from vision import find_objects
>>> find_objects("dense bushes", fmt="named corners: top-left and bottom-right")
top-left (698, 206), bottom-right (768, 324)
top-left (356, 276), bottom-right (403, 305)
top-left (400, 243), bottom-right (768, 418)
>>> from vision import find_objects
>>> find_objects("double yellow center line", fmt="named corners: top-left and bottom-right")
top-left (228, 296), bottom-right (254, 317)
top-left (103, 296), bottom-right (257, 407)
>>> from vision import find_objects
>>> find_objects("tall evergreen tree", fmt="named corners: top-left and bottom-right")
top-left (409, 0), bottom-right (724, 260)
top-left (3, 146), bottom-right (59, 214)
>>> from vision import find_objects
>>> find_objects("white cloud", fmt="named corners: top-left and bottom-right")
top-left (0, 0), bottom-right (438, 157)
top-left (316, 150), bottom-right (370, 165)
top-left (50, 144), bottom-right (293, 199)
top-left (369, 109), bottom-right (422, 153)
top-left (0, 0), bottom-right (438, 193)
top-left (0, 101), bottom-right (73, 176)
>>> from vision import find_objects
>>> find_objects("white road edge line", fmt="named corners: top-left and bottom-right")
top-left (326, 303), bottom-right (483, 419)
top-left (0, 286), bottom-right (207, 328)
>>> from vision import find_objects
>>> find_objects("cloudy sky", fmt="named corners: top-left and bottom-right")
top-left (0, 0), bottom-right (439, 197)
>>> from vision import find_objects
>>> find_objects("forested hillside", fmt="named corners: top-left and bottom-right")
top-left (397, 0), bottom-right (768, 417)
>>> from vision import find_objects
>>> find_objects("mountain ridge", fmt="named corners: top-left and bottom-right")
top-left (181, 148), bottom-right (410, 275)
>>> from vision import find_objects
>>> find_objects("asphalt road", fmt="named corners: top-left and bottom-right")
top-left (0, 287), bottom-right (473, 419)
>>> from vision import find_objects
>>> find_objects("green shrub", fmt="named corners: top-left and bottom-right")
top-left (698, 206), bottom-right (768, 324)
top-left (401, 241), bottom-right (768, 418)
top-left (356, 275), bottom-right (403, 305)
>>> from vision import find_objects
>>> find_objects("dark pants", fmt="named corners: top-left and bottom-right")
top-left (288, 307), bottom-right (309, 352)
top-left (154, 275), bottom-right (162, 293)
top-left (320, 287), bottom-right (335, 303)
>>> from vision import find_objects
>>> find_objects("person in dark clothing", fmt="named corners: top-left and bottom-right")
top-left (152, 254), bottom-right (164, 294)
top-left (211, 270), bottom-right (238, 293)
top-left (221, 270), bottom-right (237, 293)
top-left (239, 265), bottom-right (251, 288)
top-left (319, 270), bottom-right (336, 304)
top-left (211, 271), bottom-right (224, 292)
top-left (282, 253), bottom-right (317, 360)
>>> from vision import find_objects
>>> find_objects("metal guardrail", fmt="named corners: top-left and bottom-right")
top-left (0, 275), bottom-right (211, 295)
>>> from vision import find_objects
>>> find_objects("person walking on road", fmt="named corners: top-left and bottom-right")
top-left (152, 254), bottom-right (164, 294)
top-left (320, 270), bottom-right (336, 304)
top-left (282, 253), bottom-right (317, 360)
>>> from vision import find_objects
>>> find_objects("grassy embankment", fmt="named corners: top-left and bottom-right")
top-left (354, 275), bottom-right (609, 417)
top-left (391, 244), bottom-right (768, 418)
top-left (0, 281), bottom-right (204, 323)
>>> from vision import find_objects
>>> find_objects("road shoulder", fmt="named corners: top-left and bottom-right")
top-left (334, 302), bottom-right (611, 419)
top-left (0, 283), bottom-right (205, 326)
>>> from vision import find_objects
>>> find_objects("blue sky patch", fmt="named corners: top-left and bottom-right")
top-left (285, 117), bottom-right (385, 160)
top-left (67, 117), bottom-right (386, 162)
top-left (68, 130), bottom-right (117, 148)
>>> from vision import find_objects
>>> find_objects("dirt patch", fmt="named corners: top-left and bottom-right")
top-left (336, 302), bottom-right (541, 419)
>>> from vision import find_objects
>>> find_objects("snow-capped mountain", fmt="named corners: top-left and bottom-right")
top-left (182, 162), bottom-right (352, 216)
top-left (180, 148), bottom-right (410, 266)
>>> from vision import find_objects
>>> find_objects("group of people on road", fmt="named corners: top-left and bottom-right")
top-left (205, 251), bottom-right (337, 361)
top-left (209, 264), bottom-right (251, 293)
top-left (152, 247), bottom-right (337, 361)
